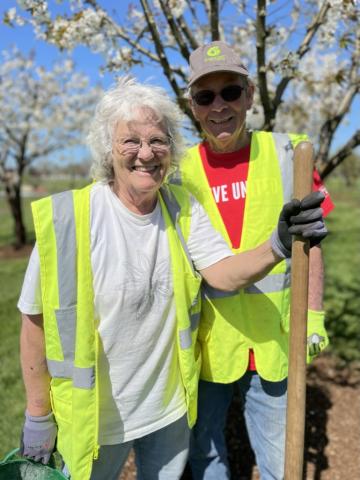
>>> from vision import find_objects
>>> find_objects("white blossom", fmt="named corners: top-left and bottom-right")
top-left (0, 48), bottom-right (100, 171)
top-left (3, 0), bottom-right (359, 165)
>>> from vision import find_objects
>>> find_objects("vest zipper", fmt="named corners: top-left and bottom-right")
top-left (93, 444), bottom-right (100, 460)
top-left (93, 326), bottom-right (100, 460)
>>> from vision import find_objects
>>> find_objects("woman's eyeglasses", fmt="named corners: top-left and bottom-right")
top-left (116, 136), bottom-right (171, 156)
top-left (192, 85), bottom-right (245, 106)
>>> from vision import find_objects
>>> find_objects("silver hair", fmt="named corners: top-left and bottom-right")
top-left (87, 76), bottom-right (186, 182)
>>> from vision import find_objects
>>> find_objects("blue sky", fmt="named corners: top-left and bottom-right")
top-left (0, 1), bottom-right (172, 91)
top-left (1, 0), bottom-right (358, 160)
top-left (1, 1), bottom-right (118, 89)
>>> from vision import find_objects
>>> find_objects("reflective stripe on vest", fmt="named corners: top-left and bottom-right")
top-left (160, 186), bottom-right (200, 350)
top-left (179, 311), bottom-right (200, 349)
top-left (272, 134), bottom-right (294, 203)
top-left (48, 191), bottom-right (95, 389)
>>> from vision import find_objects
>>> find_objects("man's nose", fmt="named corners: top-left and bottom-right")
top-left (211, 93), bottom-right (227, 110)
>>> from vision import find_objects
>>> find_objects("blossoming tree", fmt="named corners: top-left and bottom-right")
top-left (4, 0), bottom-right (360, 180)
top-left (0, 49), bottom-right (100, 247)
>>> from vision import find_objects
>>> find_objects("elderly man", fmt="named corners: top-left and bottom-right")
top-left (173, 41), bottom-right (334, 479)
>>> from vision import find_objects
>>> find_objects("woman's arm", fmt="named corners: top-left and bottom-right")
top-left (199, 239), bottom-right (281, 291)
top-left (20, 313), bottom-right (51, 416)
top-left (199, 192), bottom-right (327, 292)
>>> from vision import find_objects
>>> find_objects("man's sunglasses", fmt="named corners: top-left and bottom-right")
top-left (192, 85), bottom-right (245, 106)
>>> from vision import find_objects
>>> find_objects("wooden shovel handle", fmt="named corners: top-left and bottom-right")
top-left (284, 141), bottom-right (314, 479)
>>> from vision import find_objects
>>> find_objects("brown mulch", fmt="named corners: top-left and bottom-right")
top-left (3, 245), bottom-right (359, 479)
top-left (120, 356), bottom-right (360, 479)
top-left (0, 243), bottom-right (33, 259)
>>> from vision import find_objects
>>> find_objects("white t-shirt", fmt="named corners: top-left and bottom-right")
top-left (18, 183), bottom-right (232, 444)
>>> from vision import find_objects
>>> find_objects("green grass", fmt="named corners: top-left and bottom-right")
top-left (0, 177), bottom-right (88, 247)
top-left (0, 197), bottom-right (35, 247)
top-left (0, 176), bottom-right (359, 458)
top-left (0, 258), bottom-right (28, 458)
top-left (322, 177), bottom-right (360, 363)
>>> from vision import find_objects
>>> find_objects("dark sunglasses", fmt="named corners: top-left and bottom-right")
top-left (192, 84), bottom-right (245, 106)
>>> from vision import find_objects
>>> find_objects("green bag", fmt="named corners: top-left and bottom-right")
top-left (0, 448), bottom-right (68, 480)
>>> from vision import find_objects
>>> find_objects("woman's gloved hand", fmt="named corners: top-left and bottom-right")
top-left (20, 410), bottom-right (57, 464)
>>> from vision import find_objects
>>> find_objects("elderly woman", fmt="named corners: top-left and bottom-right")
top-left (17, 77), bottom-right (326, 480)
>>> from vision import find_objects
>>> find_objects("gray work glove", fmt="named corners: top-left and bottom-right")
top-left (271, 191), bottom-right (327, 259)
top-left (20, 410), bottom-right (57, 464)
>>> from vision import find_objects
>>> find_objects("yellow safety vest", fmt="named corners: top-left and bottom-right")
top-left (174, 131), bottom-right (308, 383)
top-left (31, 183), bottom-right (202, 480)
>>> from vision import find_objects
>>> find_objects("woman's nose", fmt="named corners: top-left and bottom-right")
top-left (137, 141), bottom-right (154, 160)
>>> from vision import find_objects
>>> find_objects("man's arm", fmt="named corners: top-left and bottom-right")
top-left (306, 244), bottom-right (329, 360)
top-left (200, 239), bottom-right (280, 291)
top-left (20, 313), bottom-right (51, 416)
top-left (308, 244), bottom-right (324, 310)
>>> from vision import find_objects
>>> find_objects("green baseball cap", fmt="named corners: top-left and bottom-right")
top-left (188, 41), bottom-right (249, 87)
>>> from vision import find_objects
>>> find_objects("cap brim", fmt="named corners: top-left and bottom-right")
top-left (188, 65), bottom-right (248, 87)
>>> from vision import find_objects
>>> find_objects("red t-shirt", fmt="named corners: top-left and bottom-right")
top-left (199, 141), bottom-right (334, 370)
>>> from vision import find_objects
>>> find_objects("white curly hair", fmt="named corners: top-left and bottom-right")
top-left (87, 76), bottom-right (186, 183)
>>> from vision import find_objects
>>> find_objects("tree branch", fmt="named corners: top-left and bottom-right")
top-left (273, 1), bottom-right (330, 111)
top-left (209, 0), bottom-right (220, 41)
top-left (4, 125), bottom-right (21, 146)
top-left (256, 0), bottom-right (274, 130)
top-left (139, 0), bottom-right (200, 131)
top-left (26, 143), bottom-right (71, 163)
top-left (316, 30), bottom-right (360, 175)
top-left (84, 0), bottom-right (159, 63)
top-left (298, 1), bottom-right (331, 58)
top-left (316, 85), bottom-right (359, 169)
top-left (0, 146), bottom-right (9, 169)
top-left (139, 0), bottom-right (182, 93)
top-left (318, 130), bottom-right (360, 179)
top-left (177, 14), bottom-right (199, 51)
top-left (158, 0), bottom-right (191, 60)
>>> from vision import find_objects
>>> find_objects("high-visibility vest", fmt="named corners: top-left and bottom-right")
top-left (31, 183), bottom-right (202, 480)
top-left (173, 131), bottom-right (308, 382)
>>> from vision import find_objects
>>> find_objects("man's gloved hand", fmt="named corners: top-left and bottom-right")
top-left (307, 309), bottom-right (329, 363)
top-left (271, 191), bottom-right (327, 258)
top-left (20, 410), bottom-right (57, 464)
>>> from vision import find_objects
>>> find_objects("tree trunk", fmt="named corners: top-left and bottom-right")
top-left (5, 180), bottom-right (27, 248)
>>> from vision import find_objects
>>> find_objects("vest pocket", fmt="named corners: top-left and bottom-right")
top-left (197, 299), bottom-right (214, 343)
top-left (50, 379), bottom-right (72, 468)
top-left (50, 378), bottom-right (72, 423)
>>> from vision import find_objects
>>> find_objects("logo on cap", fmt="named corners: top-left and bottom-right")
top-left (206, 46), bottom-right (221, 57)
top-left (204, 46), bottom-right (225, 62)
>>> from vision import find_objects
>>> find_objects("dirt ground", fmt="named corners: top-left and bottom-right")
top-left (120, 355), bottom-right (360, 479)
top-left (4, 245), bottom-right (359, 479)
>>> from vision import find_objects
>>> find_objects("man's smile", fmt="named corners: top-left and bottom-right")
top-left (209, 115), bottom-right (234, 125)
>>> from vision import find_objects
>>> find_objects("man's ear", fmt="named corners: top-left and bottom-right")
top-left (189, 96), bottom-right (198, 120)
top-left (246, 84), bottom-right (255, 111)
